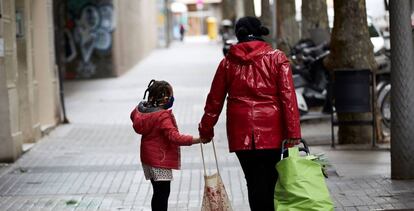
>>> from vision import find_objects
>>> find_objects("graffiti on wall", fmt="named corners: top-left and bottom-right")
top-left (65, 1), bottom-right (116, 79)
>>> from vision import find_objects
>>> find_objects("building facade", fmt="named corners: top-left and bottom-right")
top-left (58, 0), bottom-right (162, 79)
top-left (0, 0), bottom-right (60, 162)
top-left (0, 0), bottom-right (163, 161)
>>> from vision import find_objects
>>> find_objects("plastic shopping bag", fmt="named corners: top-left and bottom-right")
top-left (274, 142), bottom-right (334, 211)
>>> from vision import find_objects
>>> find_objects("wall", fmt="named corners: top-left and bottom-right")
top-left (63, 0), bottom-right (116, 79)
top-left (112, 0), bottom-right (158, 76)
top-left (59, 0), bottom-right (157, 78)
top-left (0, 0), bottom-right (23, 161)
top-left (0, 56), bottom-right (14, 161)
top-left (32, 0), bottom-right (60, 129)
top-left (15, 0), bottom-right (41, 143)
top-left (0, 0), bottom-right (60, 161)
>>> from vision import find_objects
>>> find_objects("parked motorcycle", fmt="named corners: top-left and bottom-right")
top-left (291, 38), bottom-right (391, 126)
top-left (222, 38), bottom-right (237, 56)
top-left (220, 19), bottom-right (237, 56)
top-left (375, 49), bottom-right (391, 131)
top-left (290, 41), bottom-right (331, 116)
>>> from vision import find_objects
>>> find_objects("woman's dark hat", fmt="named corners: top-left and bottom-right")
top-left (235, 16), bottom-right (270, 41)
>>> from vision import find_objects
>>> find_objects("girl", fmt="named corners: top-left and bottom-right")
top-left (130, 80), bottom-right (201, 211)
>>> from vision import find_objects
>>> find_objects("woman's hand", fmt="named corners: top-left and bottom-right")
top-left (286, 139), bottom-right (301, 146)
top-left (200, 137), bottom-right (212, 144)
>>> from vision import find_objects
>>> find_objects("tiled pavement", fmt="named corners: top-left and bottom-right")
top-left (0, 37), bottom-right (413, 210)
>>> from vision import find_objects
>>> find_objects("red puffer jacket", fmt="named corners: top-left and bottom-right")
top-left (199, 41), bottom-right (301, 152)
top-left (131, 104), bottom-right (193, 169)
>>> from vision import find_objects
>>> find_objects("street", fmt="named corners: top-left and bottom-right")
top-left (0, 38), bottom-right (413, 211)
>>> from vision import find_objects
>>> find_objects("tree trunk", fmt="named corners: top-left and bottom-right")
top-left (222, 0), bottom-right (237, 22)
top-left (260, 0), bottom-right (272, 41)
top-left (301, 0), bottom-right (329, 39)
top-left (389, 0), bottom-right (414, 179)
top-left (235, 0), bottom-right (245, 20)
top-left (243, 0), bottom-right (255, 17)
top-left (325, 0), bottom-right (377, 144)
top-left (277, 0), bottom-right (299, 54)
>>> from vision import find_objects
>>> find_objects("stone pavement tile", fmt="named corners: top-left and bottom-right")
top-left (40, 198), bottom-right (60, 211)
top-left (57, 173), bottom-right (77, 194)
top-left (5, 197), bottom-right (26, 210)
top-left (97, 196), bottom-right (113, 210)
top-left (367, 205), bottom-right (383, 210)
top-left (406, 202), bottom-right (414, 208)
top-left (98, 172), bottom-right (117, 194)
top-left (119, 171), bottom-right (135, 194)
top-left (53, 195), bottom-right (83, 211)
top-left (328, 175), bottom-right (414, 210)
top-left (134, 178), bottom-right (151, 208)
top-left (391, 203), bottom-right (410, 209)
top-left (108, 171), bottom-right (127, 194)
top-left (77, 172), bottom-right (98, 194)
top-left (88, 172), bottom-right (108, 194)
top-left (341, 207), bottom-right (357, 211)
top-left (0, 164), bottom-right (12, 178)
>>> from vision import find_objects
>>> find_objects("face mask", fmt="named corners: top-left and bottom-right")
top-left (163, 96), bottom-right (174, 109)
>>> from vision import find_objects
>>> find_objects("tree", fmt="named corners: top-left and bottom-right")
top-left (222, 0), bottom-right (237, 21)
top-left (324, 0), bottom-right (377, 144)
top-left (277, 0), bottom-right (299, 53)
top-left (260, 0), bottom-right (273, 41)
top-left (301, 0), bottom-right (329, 39)
top-left (389, 0), bottom-right (414, 179)
top-left (243, 0), bottom-right (255, 17)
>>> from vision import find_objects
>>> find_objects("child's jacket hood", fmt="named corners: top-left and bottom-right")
top-left (131, 101), bottom-right (165, 135)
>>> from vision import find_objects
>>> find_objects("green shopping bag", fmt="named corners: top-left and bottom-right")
top-left (274, 141), bottom-right (334, 211)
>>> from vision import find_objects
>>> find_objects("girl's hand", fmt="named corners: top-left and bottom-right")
top-left (192, 137), bottom-right (201, 144)
top-left (192, 137), bottom-right (212, 144)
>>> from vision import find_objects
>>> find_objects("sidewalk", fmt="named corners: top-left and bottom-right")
top-left (0, 38), bottom-right (413, 211)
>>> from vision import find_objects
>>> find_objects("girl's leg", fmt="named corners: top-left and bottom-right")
top-left (236, 149), bottom-right (280, 211)
top-left (150, 180), bottom-right (171, 211)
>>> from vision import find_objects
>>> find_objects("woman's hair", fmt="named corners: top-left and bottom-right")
top-left (235, 16), bottom-right (270, 42)
top-left (143, 80), bottom-right (172, 107)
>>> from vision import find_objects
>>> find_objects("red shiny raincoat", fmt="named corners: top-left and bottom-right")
top-left (199, 41), bottom-right (301, 152)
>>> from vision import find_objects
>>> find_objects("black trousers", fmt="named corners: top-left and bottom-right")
top-left (150, 180), bottom-right (171, 211)
top-left (236, 149), bottom-right (281, 211)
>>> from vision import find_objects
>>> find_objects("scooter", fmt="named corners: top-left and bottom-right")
top-left (222, 38), bottom-right (237, 56)
top-left (220, 19), bottom-right (237, 56)
top-left (375, 49), bottom-right (391, 130)
top-left (291, 42), bottom-right (331, 116)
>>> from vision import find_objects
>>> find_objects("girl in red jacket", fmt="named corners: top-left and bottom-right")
top-left (130, 80), bottom-right (201, 211)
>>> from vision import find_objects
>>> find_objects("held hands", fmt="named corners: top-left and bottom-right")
top-left (201, 137), bottom-right (212, 144)
top-left (192, 137), bottom-right (212, 144)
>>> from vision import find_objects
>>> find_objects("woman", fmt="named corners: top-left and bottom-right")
top-left (198, 17), bottom-right (301, 211)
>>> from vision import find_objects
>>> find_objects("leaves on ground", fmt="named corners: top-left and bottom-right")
top-left (66, 199), bottom-right (79, 206)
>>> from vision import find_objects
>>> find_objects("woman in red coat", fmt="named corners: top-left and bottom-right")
top-left (199, 17), bottom-right (301, 211)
